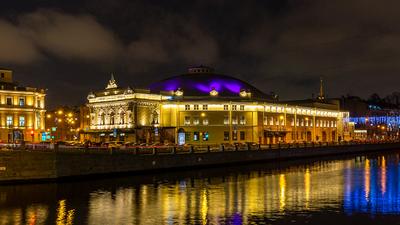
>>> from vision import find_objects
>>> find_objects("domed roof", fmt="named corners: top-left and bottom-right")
top-left (149, 66), bottom-right (270, 100)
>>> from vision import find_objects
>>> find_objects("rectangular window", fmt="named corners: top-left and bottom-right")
top-left (232, 105), bottom-right (237, 111)
top-left (185, 105), bottom-right (190, 110)
top-left (193, 117), bottom-right (199, 125)
top-left (232, 130), bottom-right (238, 141)
top-left (224, 131), bottom-right (230, 141)
top-left (194, 105), bottom-right (199, 110)
top-left (240, 131), bottom-right (245, 140)
top-left (240, 105), bottom-right (245, 111)
top-left (6, 116), bottom-right (13, 127)
top-left (232, 116), bottom-right (238, 125)
top-left (19, 97), bottom-right (25, 106)
top-left (37, 99), bottom-right (41, 108)
top-left (36, 112), bottom-right (41, 128)
top-left (202, 132), bottom-right (209, 141)
top-left (202, 118), bottom-right (209, 125)
top-left (184, 116), bottom-right (191, 125)
top-left (19, 116), bottom-right (25, 127)
top-left (224, 105), bottom-right (229, 111)
top-left (193, 132), bottom-right (199, 141)
top-left (264, 116), bottom-right (268, 125)
top-left (6, 97), bottom-right (12, 105)
top-left (224, 115), bottom-right (229, 125)
top-left (202, 105), bottom-right (208, 110)
top-left (239, 115), bottom-right (246, 125)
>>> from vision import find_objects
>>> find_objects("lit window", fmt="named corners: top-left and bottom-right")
top-left (264, 116), bottom-right (268, 125)
top-left (184, 116), bottom-right (191, 125)
top-left (232, 116), bottom-right (238, 125)
top-left (224, 115), bottom-right (229, 125)
top-left (193, 132), bottom-right (199, 141)
top-left (19, 97), bottom-right (25, 106)
top-left (239, 115), bottom-right (246, 125)
top-left (240, 105), bottom-right (244, 111)
top-left (232, 105), bottom-right (237, 111)
top-left (202, 118), bottom-right (209, 125)
top-left (232, 130), bottom-right (237, 141)
top-left (6, 116), bottom-right (13, 127)
top-left (224, 105), bottom-right (229, 110)
top-left (185, 105), bottom-right (190, 110)
top-left (193, 117), bottom-right (199, 125)
top-left (203, 105), bottom-right (208, 110)
top-left (19, 116), bottom-right (25, 127)
top-left (202, 132), bottom-right (209, 141)
top-left (291, 118), bottom-right (295, 126)
top-left (240, 131), bottom-right (245, 140)
top-left (194, 105), bottom-right (199, 110)
top-left (224, 131), bottom-right (229, 141)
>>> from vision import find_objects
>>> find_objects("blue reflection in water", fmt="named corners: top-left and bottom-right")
top-left (344, 156), bottom-right (400, 215)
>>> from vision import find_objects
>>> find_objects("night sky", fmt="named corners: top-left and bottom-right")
top-left (0, 0), bottom-right (399, 108)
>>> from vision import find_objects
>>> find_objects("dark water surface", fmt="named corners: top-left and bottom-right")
top-left (2, 151), bottom-right (400, 225)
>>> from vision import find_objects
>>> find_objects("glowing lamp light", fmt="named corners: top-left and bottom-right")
top-left (175, 88), bottom-right (184, 96)
top-left (280, 115), bottom-right (285, 120)
top-left (240, 89), bottom-right (250, 98)
top-left (210, 88), bottom-right (218, 96)
top-left (201, 112), bottom-right (206, 117)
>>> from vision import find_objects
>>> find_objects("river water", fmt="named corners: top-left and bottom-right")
top-left (1, 151), bottom-right (400, 225)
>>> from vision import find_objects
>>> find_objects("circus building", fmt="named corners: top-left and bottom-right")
top-left (84, 66), bottom-right (350, 145)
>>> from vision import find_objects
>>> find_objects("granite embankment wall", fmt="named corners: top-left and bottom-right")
top-left (1, 143), bottom-right (400, 183)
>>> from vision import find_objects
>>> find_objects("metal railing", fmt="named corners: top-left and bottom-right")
top-left (0, 140), bottom-right (399, 156)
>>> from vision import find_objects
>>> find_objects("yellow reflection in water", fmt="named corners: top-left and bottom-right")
top-left (381, 156), bottom-right (387, 194)
top-left (304, 169), bottom-right (311, 209)
top-left (201, 189), bottom-right (208, 225)
top-left (365, 159), bottom-right (370, 201)
top-left (83, 160), bottom-right (347, 224)
top-left (56, 200), bottom-right (75, 225)
top-left (279, 174), bottom-right (286, 211)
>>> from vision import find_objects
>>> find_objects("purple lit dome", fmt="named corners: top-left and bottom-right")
top-left (149, 66), bottom-right (270, 99)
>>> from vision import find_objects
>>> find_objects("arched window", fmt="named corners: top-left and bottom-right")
top-left (110, 112), bottom-right (115, 125)
top-left (100, 112), bottom-right (105, 125)
top-left (120, 112), bottom-right (125, 124)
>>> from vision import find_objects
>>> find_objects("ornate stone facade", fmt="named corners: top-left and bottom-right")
top-left (83, 68), bottom-right (351, 145)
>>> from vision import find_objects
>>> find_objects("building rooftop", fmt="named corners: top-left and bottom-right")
top-left (148, 66), bottom-right (272, 100)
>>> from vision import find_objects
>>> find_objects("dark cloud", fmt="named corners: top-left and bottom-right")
top-left (0, 0), bottom-right (399, 108)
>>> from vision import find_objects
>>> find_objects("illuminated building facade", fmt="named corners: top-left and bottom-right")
top-left (0, 68), bottom-right (46, 143)
top-left (84, 67), bottom-right (350, 145)
top-left (341, 96), bottom-right (400, 140)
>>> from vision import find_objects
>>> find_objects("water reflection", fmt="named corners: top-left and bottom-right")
top-left (344, 155), bottom-right (400, 215)
top-left (0, 152), bottom-right (400, 224)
